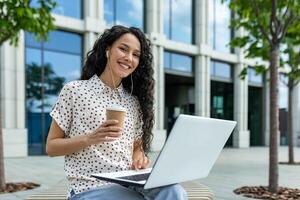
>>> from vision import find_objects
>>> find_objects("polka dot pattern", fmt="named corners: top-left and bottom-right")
top-left (50, 74), bottom-right (143, 195)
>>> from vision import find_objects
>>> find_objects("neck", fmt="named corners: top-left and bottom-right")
top-left (100, 66), bottom-right (122, 89)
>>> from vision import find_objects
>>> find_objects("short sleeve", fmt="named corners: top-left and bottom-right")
top-left (50, 83), bottom-right (73, 136)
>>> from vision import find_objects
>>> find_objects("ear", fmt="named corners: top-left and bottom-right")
top-left (106, 48), bottom-right (110, 58)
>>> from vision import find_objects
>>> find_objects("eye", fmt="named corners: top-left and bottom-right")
top-left (133, 53), bottom-right (140, 58)
top-left (119, 47), bottom-right (128, 52)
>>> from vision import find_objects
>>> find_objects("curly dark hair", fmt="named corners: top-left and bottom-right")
top-left (81, 25), bottom-right (154, 153)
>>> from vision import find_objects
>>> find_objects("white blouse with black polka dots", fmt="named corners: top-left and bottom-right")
top-left (50, 74), bottom-right (143, 195)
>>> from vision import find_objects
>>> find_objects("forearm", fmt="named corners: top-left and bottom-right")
top-left (46, 134), bottom-right (89, 156)
top-left (46, 119), bottom-right (121, 157)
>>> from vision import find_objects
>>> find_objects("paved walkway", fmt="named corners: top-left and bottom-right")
top-left (1, 147), bottom-right (299, 200)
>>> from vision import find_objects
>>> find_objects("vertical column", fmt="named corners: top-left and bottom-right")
top-left (83, 0), bottom-right (101, 59)
top-left (146, 0), bottom-right (166, 151)
top-left (1, 32), bottom-right (28, 157)
top-left (83, 32), bottom-right (97, 59)
top-left (195, 0), bottom-right (210, 117)
top-left (292, 82), bottom-right (300, 146)
top-left (195, 56), bottom-right (210, 117)
top-left (97, 0), bottom-right (105, 24)
top-left (84, 0), bottom-right (96, 19)
top-left (233, 62), bottom-right (250, 147)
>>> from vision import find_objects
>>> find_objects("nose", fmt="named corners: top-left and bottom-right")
top-left (124, 52), bottom-right (133, 62)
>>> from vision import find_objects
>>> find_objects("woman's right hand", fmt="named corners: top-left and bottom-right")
top-left (86, 120), bottom-right (123, 145)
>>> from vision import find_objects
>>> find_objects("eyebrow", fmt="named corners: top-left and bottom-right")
top-left (120, 43), bottom-right (140, 53)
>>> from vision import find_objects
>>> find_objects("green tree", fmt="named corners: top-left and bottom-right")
top-left (280, 34), bottom-right (300, 164)
top-left (226, 0), bottom-right (300, 193)
top-left (0, 0), bottom-right (56, 192)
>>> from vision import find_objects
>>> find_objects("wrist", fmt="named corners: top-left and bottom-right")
top-left (83, 135), bottom-right (91, 147)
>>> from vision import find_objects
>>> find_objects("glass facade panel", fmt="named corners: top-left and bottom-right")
top-left (30, 0), bottom-right (82, 19)
top-left (26, 48), bottom-right (41, 65)
top-left (164, 51), bottom-right (193, 72)
top-left (25, 31), bottom-right (82, 155)
top-left (44, 31), bottom-right (82, 54)
top-left (165, 74), bottom-right (195, 134)
top-left (211, 81), bottom-right (234, 146)
top-left (104, 0), bottom-right (144, 30)
top-left (248, 86), bottom-right (263, 145)
top-left (25, 32), bottom-right (41, 48)
top-left (44, 51), bottom-right (81, 83)
top-left (172, 54), bottom-right (192, 72)
top-left (211, 60), bottom-right (232, 79)
top-left (52, 0), bottom-right (82, 19)
top-left (248, 67), bottom-right (263, 84)
top-left (164, 0), bottom-right (193, 44)
top-left (164, 51), bottom-right (171, 69)
top-left (209, 0), bottom-right (231, 53)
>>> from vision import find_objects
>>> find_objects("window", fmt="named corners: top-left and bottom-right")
top-left (52, 0), bottom-right (83, 19)
top-left (25, 30), bottom-right (82, 155)
top-left (209, 0), bottom-right (232, 53)
top-left (164, 0), bottom-right (193, 44)
top-left (104, 0), bottom-right (144, 30)
top-left (164, 51), bottom-right (193, 72)
top-left (248, 67), bottom-right (263, 84)
top-left (211, 60), bottom-right (232, 79)
top-left (30, 0), bottom-right (83, 19)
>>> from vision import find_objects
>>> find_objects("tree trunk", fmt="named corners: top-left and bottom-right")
top-left (269, 47), bottom-right (279, 193)
top-left (288, 80), bottom-right (294, 164)
top-left (0, 111), bottom-right (5, 191)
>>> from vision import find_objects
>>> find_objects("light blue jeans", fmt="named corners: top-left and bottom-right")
top-left (69, 184), bottom-right (188, 200)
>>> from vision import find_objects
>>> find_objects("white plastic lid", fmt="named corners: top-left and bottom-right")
top-left (106, 105), bottom-right (126, 112)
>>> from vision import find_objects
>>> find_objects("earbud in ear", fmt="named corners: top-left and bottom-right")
top-left (106, 51), bottom-right (109, 58)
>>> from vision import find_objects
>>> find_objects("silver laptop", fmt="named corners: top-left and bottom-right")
top-left (91, 114), bottom-right (237, 189)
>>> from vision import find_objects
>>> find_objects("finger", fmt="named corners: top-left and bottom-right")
top-left (131, 160), bottom-right (138, 170)
top-left (107, 131), bottom-right (122, 138)
top-left (95, 127), bottom-right (122, 136)
top-left (137, 159), bottom-right (143, 169)
top-left (102, 136), bottom-right (118, 142)
top-left (101, 120), bottom-right (119, 127)
top-left (143, 157), bottom-right (148, 165)
top-left (99, 126), bottom-right (122, 133)
top-left (99, 138), bottom-right (116, 143)
top-left (139, 157), bottom-right (147, 169)
top-left (100, 132), bottom-right (122, 139)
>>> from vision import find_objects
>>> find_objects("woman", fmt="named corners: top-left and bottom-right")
top-left (46, 25), bottom-right (187, 200)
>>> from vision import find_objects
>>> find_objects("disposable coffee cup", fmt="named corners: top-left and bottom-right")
top-left (106, 106), bottom-right (126, 127)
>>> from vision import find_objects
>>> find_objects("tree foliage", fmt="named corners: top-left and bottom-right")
top-left (0, 0), bottom-right (56, 192)
top-left (0, 0), bottom-right (56, 45)
top-left (228, 0), bottom-right (300, 76)
top-left (224, 0), bottom-right (300, 193)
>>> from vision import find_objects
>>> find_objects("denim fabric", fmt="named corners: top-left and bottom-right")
top-left (69, 184), bottom-right (187, 200)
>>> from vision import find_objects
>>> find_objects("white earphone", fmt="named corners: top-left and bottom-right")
top-left (106, 51), bottom-right (109, 58)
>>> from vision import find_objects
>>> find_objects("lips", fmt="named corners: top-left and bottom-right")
top-left (118, 62), bottom-right (131, 70)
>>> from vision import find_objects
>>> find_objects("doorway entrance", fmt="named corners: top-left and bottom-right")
top-left (165, 73), bottom-right (195, 135)
top-left (211, 81), bottom-right (234, 146)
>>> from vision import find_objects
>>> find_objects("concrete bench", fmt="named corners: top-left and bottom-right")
top-left (27, 179), bottom-right (214, 200)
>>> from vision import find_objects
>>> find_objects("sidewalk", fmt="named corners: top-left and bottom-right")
top-left (1, 147), bottom-right (299, 200)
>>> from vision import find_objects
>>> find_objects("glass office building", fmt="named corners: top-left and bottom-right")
top-left (1, 0), bottom-right (298, 157)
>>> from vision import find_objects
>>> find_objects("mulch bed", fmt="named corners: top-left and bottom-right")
top-left (234, 186), bottom-right (300, 200)
top-left (0, 182), bottom-right (40, 194)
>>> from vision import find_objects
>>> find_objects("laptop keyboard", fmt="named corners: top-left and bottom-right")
top-left (117, 172), bottom-right (150, 182)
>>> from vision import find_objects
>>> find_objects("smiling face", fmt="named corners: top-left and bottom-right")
top-left (105, 33), bottom-right (141, 84)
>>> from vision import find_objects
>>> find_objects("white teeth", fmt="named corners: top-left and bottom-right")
top-left (119, 63), bottom-right (130, 69)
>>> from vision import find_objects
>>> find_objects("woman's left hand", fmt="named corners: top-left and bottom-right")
top-left (131, 148), bottom-right (150, 170)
